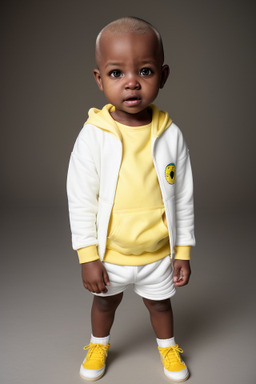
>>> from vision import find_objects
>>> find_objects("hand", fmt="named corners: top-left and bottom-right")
top-left (81, 260), bottom-right (110, 294)
top-left (173, 259), bottom-right (191, 287)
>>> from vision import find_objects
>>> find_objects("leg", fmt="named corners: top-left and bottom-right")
top-left (80, 293), bottom-right (123, 380)
top-left (143, 297), bottom-right (174, 339)
top-left (143, 297), bottom-right (189, 382)
top-left (91, 292), bottom-right (123, 337)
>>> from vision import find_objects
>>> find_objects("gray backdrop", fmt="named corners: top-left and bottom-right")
top-left (1, 1), bottom-right (256, 384)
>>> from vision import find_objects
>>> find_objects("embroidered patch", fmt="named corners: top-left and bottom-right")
top-left (165, 163), bottom-right (176, 184)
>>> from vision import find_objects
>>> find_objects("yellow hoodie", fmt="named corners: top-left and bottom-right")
top-left (77, 105), bottom-right (191, 264)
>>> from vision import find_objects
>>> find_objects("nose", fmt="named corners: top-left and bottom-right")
top-left (125, 73), bottom-right (140, 89)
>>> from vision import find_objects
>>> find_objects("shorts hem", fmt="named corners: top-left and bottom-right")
top-left (92, 288), bottom-right (126, 297)
top-left (134, 287), bottom-right (176, 301)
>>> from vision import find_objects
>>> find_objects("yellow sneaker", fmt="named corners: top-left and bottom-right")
top-left (80, 343), bottom-right (110, 381)
top-left (158, 344), bottom-right (189, 383)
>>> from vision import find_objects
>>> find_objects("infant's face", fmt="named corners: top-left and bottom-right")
top-left (94, 31), bottom-right (169, 125)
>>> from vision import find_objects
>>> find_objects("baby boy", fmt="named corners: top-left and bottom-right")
top-left (67, 16), bottom-right (195, 383)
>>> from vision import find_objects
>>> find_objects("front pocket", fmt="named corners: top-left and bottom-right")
top-left (107, 207), bottom-right (169, 255)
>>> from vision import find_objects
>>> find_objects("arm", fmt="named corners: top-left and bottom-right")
top-left (67, 127), bottom-right (108, 291)
top-left (175, 150), bottom-right (195, 248)
top-left (173, 132), bottom-right (195, 286)
top-left (67, 126), bottom-right (100, 255)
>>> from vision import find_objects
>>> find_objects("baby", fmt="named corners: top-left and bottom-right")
top-left (67, 16), bottom-right (195, 383)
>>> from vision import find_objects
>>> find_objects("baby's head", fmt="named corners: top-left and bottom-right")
top-left (94, 17), bottom-right (169, 125)
top-left (95, 17), bottom-right (165, 67)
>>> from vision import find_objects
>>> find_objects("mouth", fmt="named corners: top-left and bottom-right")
top-left (123, 96), bottom-right (141, 106)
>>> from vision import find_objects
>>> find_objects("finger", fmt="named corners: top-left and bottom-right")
top-left (94, 280), bottom-right (108, 294)
top-left (174, 272), bottom-right (185, 286)
top-left (94, 280), bottom-right (108, 293)
top-left (173, 266), bottom-right (181, 283)
top-left (103, 270), bottom-right (110, 286)
top-left (85, 282), bottom-right (94, 292)
top-left (174, 281), bottom-right (184, 287)
top-left (175, 272), bottom-right (189, 286)
top-left (99, 280), bottom-right (108, 293)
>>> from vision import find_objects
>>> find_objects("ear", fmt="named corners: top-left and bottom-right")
top-left (159, 65), bottom-right (170, 89)
top-left (93, 69), bottom-right (104, 91)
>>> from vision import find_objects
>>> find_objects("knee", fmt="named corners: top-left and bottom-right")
top-left (143, 298), bottom-right (172, 314)
top-left (94, 293), bottom-right (123, 313)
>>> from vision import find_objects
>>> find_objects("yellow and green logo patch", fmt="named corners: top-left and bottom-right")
top-left (165, 163), bottom-right (176, 184)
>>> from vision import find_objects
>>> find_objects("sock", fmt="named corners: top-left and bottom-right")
top-left (90, 334), bottom-right (110, 345)
top-left (157, 336), bottom-right (176, 348)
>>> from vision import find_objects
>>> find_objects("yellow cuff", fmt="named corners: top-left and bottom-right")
top-left (77, 245), bottom-right (100, 264)
top-left (174, 246), bottom-right (191, 260)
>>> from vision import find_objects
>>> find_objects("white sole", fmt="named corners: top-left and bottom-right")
top-left (79, 365), bottom-right (105, 382)
top-left (79, 371), bottom-right (105, 382)
top-left (164, 370), bottom-right (190, 383)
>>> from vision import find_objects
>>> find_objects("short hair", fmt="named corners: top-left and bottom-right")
top-left (95, 17), bottom-right (164, 65)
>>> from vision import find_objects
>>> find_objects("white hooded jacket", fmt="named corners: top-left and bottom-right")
top-left (67, 104), bottom-right (195, 261)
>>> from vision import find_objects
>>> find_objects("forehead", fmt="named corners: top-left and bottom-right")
top-left (96, 31), bottom-right (162, 68)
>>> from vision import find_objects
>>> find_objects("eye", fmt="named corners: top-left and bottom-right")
top-left (140, 67), bottom-right (153, 76)
top-left (110, 70), bottom-right (122, 78)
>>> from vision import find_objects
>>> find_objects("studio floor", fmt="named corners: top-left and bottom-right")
top-left (1, 207), bottom-right (255, 384)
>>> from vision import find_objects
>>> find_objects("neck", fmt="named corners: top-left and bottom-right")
top-left (111, 107), bottom-right (152, 127)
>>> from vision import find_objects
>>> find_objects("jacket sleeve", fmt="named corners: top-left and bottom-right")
top-left (66, 126), bottom-right (100, 258)
top-left (174, 245), bottom-right (191, 260)
top-left (174, 136), bottom-right (195, 248)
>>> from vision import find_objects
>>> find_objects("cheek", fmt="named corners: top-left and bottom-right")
top-left (102, 84), bottom-right (120, 102)
top-left (145, 82), bottom-right (160, 99)
top-left (145, 78), bottom-right (161, 91)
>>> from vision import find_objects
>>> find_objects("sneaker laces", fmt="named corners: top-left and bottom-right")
top-left (158, 344), bottom-right (184, 368)
top-left (84, 343), bottom-right (110, 363)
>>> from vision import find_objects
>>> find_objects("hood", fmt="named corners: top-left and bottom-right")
top-left (150, 104), bottom-right (172, 138)
top-left (86, 104), bottom-right (122, 140)
top-left (85, 104), bottom-right (172, 140)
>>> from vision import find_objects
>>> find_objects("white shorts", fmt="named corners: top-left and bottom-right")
top-left (94, 255), bottom-right (176, 301)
